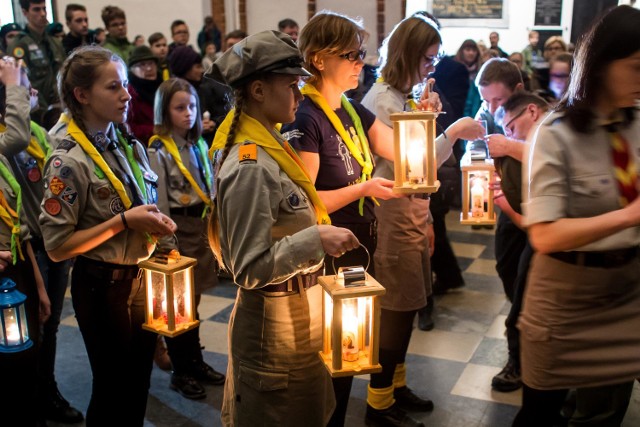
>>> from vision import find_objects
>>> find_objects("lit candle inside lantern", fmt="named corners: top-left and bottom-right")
top-left (6, 317), bottom-right (20, 345)
top-left (471, 178), bottom-right (485, 218)
top-left (406, 138), bottom-right (424, 183)
top-left (342, 303), bottom-right (359, 362)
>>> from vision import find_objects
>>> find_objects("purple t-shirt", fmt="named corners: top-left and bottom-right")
top-left (283, 97), bottom-right (376, 224)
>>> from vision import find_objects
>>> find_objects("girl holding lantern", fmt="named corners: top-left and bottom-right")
top-left (206, 30), bottom-right (359, 426)
top-left (285, 11), bottom-right (483, 427)
top-left (38, 45), bottom-right (176, 426)
top-left (0, 54), bottom-right (51, 426)
top-left (361, 13), bottom-right (484, 427)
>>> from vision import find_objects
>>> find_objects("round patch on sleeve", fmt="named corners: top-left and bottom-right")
top-left (44, 198), bottom-right (62, 216)
top-left (12, 47), bottom-right (25, 59)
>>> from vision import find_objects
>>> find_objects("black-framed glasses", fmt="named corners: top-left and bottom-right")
top-left (502, 106), bottom-right (528, 133)
top-left (338, 49), bottom-right (367, 62)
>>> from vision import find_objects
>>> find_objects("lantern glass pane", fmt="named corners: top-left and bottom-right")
top-left (150, 270), bottom-right (167, 326)
top-left (0, 314), bottom-right (4, 345)
top-left (399, 121), bottom-right (427, 183)
top-left (342, 298), bottom-right (360, 362)
top-left (468, 170), bottom-right (491, 217)
top-left (172, 267), bottom-right (192, 325)
top-left (3, 307), bottom-right (22, 345)
top-left (18, 305), bottom-right (28, 342)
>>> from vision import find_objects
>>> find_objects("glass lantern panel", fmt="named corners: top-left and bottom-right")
top-left (171, 267), bottom-right (193, 325)
top-left (3, 307), bottom-right (22, 345)
top-left (341, 298), bottom-right (360, 362)
top-left (150, 270), bottom-right (168, 326)
top-left (19, 305), bottom-right (29, 342)
top-left (399, 121), bottom-right (427, 184)
top-left (0, 313), bottom-right (4, 345)
top-left (468, 171), bottom-right (491, 217)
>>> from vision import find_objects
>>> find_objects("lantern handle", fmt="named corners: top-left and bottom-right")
top-left (331, 243), bottom-right (370, 277)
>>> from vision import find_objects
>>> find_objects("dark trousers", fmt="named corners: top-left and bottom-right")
top-left (494, 212), bottom-right (527, 302)
top-left (513, 382), bottom-right (634, 426)
top-left (0, 256), bottom-right (42, 427)
top-left (165, 294), bottom-right (203, 373)
top-left (505, 241), bottom-right (533, 363)
top-left (430, 205), bottom-right (464, 286)
top-left (369, 309), bottom-right (416, 389)
top-left (72, 257), bottom-right (156, 427)
top-left (326, 221), bottom-right (376, 427)
top-left (32, 236), bottom-right (73, 389)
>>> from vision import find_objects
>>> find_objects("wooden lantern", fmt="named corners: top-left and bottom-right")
top-left (318, 267), bottom-right (386, 377)
top-left (460, 151), bottom-right (497, 225)
top-left (390, 111), bottom-right (440, 194)
top-left (0, 278), bottom-right (33, 353)
top-left (139, 253), bottom-right (199, 337)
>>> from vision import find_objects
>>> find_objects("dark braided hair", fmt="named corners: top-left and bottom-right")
top-left (207, 87), bottom-right (246, 269)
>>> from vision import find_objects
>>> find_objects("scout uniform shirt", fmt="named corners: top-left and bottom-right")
top-left (0, 154), bottom-right (30, 253)
top-left (39, 124), bottom-right (159, 265)
top-left (8, 27), bottom-right (65, 121)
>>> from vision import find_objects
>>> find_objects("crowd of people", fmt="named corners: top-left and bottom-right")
top-left (0, 1), bottom-right (639, 426)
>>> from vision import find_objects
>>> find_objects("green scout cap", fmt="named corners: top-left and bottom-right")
top-left (128, 45), bottom-right (158, 68)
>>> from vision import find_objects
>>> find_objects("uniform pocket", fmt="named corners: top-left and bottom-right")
top-left (239, 363), bottom-right (289, 391)
top-left (569, 174), bottom-right (617, 212)
top-left (237, 363), bottom-right (289, 425)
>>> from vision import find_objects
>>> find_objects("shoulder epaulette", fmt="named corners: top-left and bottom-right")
top-left (238, 141), bottom-right (257, 163)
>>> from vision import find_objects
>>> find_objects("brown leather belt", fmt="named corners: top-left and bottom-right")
top-left (262, 271), bottom-right (320, 293)
top-left (170, 202), bottom-right (205, 217)
top-left (75, 256), bottom-right (140, 281)
top-left (548, 247), bottom-right (639, 269)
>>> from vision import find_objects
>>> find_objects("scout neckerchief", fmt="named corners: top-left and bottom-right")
top-left (67, 119), bottom-right (141, 209)
top-left (300, 83), bottom-right (376, 215)
top-left (28, 121), bottom-right (51, 172)
top-left (211, 110), bottom-right (331, 225)
top-left (115, 128), bottom-right (147, 206)
top-left (605, 123), bottom-right (638, 207)
top-left (149, 134), bottom-right (212, 216)
top-left (0, 161), bottom-right (24, 264)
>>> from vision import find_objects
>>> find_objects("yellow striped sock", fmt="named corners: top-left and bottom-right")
top-left (393, 363), bottom-right (407, 389)
top-left (367, 384), bottom-right (395, 410)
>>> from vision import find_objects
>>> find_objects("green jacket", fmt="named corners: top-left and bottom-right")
top-left (102, 35), bottom-right (134, 63)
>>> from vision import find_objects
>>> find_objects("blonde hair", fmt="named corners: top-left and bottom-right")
top-left (297, 11), bottom-right (368, 85)
top-left (379, 15), bottom-right (441, 91)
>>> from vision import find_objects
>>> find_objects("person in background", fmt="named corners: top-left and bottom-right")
top-left (531, 36), bottom-right (567, 92)
top-left (0, 23), bottom-right (21, 53)
top-left (148, 78), bottom-right (225, 400)
top-left (133, 35), bottom-right (145, 47)
top-left (148, 32), bottom-right (170, 81)
top-left (278, 18), bottom-right (299, 42)
top-left (46, 22), bottom-right (65, 41)
top-left (0, 53), bottom-right (52, 427)
top-left (514, 6), bottom-right (640, 425)
top-left (62, 4), bottom-right (97, 56)
top-left (101, 5), bottom-right (134, 62)
top-left (8, 0), bottom-right (65, 126)
top-left (201, 41), bottom-right (221, 72)
top-left (454, 39), bottom-right (483, 119)
top-left (207, 30), bottom-right (359, 426)
top-left (223, 29), bottom-right (247, 51)
top-left (521, 30), bottom-right (542, 76)
top-left (39, 45), bottom-right (176, 426)
top-left (535, 52), bottom-right (572, 105)
top-left (489, 31), bottom-right (509, 58)
top-left (361, 13), bottom-right (485, 427)
top-left (168, 20), bottom-right (190, 55)
top-left (197, 16), bottom-right (221, 55)
top-left (127, 45), bottom-right (162, 145)
top-left (508, 52), bottom-right (531, 91)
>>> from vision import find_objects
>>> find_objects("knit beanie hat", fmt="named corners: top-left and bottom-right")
top-left (167, 45), bottom-right (201, 78)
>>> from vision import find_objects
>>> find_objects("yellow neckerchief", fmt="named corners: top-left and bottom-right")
top-left (0, 161), bottom-right (25, 264)
top-left (148, 134), bottom-right (212, 211)
top-left (376, 77), bottom-right (419, 110)
top-left (67, 119), bottom-right (133, 209)
top-left (162, 67), bottom-right (170, 81)
top-left (300, 83), bottom-right (376, 215)
top-left (28, 121), bottom-right (51, 171)
top-left (211, 110), bottom-right (331, 225)
top-left (59, 112), bottom-right (71, 124)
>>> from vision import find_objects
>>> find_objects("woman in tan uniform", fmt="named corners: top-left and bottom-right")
top-left (206, 31), bottom-right (358, 426)
top-left (515, 6), bottom-right (640, 426)
top-left (39, 45), bottom-right (176, 426)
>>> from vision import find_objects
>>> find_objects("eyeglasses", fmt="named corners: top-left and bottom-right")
top-left (173, 30), bottom-right (189, 36)
top-left (338, 49), bottom-right (366, 62)
top-left (423, 54), bottom-right (442, 67)
top-left (502, 106), bottom-right (528, 133)
top-left (550, 73), bottom-right (570, 79)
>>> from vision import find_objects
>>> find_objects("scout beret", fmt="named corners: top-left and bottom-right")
top-left (0, 23), bottom-right (21, 40)
top-left (128, 45), bottom-right (158, 68)
top-left (206, 30), bottom-right (310, 87)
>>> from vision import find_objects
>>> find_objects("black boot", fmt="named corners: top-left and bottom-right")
top-left (41, 381), bottom-right (84, 423)
top-left (491, 358), bottom-right (522, 392)
top-left (393, 386), bottom-right (434, 412)
top-left (365, 403), bottom-right (425, 427)
top-left (170, 373), bottom-right (207, 400)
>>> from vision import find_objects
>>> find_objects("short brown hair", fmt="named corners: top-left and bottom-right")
top-left (101, 5), bottom-right (125, 28)
top-left (297, 11), bottom-right (368, 85)
top-left (65, 4), bottom-right (86, 23)
top-left (475, 58), bottom-right (523, 90)
top-left (148, 32), bottom-right (165, 46)
top-left (153, 78), bottom-right (203, 140)
top-left (379, 15), bottom-right (441, 91)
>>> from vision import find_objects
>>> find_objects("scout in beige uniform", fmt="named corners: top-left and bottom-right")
top-left (206, 31), bottom-right (359, 427)
top-left (514, 6), bottom-right (640, 426)
top-left (148, 77), bottom-right (225, 399)
top-left (38, 45), bottom-right (176, 426)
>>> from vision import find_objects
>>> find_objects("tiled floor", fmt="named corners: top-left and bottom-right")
top-left (51, 211), bottom-right (640, 427)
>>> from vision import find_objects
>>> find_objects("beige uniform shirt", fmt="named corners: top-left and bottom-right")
top-left (0, 155), bottom-right (30, 250)
top-left (39, 125), bottom-right (159, 264)
top-left (217, 142), bottom-right (325, 289)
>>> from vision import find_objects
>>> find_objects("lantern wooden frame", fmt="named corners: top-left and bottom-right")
top-left (390, 111), bottom-right (440, 194)
top-left (139, 255), bottom-right (199, 338)
top-left (0, 278), bottom-right (33, 353)
top-left (317, 272), bottom-right (386, 377)
top-left (460, 152), bottom-right (497, 225)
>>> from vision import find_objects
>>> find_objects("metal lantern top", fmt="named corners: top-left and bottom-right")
top-left (138, 252), bottom-right (197, 273)
top-left (0, 278), bottom-right (26, 308)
